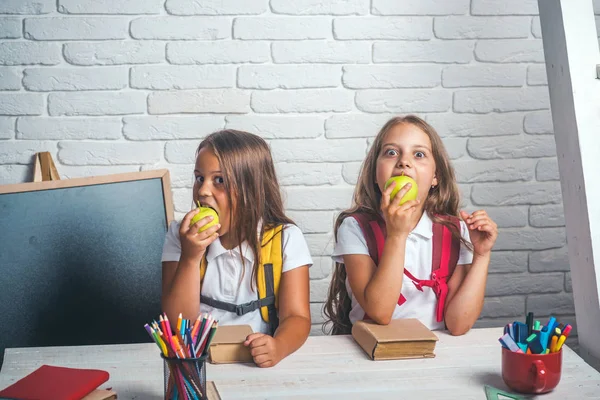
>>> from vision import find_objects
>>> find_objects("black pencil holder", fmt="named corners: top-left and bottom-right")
top-left (162, 354), bottom-right (207, 400)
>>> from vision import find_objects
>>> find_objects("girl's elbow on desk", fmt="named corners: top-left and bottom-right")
top-left (366, 310), bottom-right (394, 326)
top-left (445, 319), bottom-right (474, 336)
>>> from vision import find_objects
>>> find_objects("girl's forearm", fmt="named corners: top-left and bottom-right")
top-left (162, 255), bottom-right (202, 327)
top-left (273, 315), bottom-right (311, 358)
top-left (444, 253), bottom-right (490, 335)
top-left (363, 235), bottom-right (407, 324)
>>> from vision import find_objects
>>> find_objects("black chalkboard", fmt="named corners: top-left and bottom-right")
top-left (0, 170), bottom-right (173, 366)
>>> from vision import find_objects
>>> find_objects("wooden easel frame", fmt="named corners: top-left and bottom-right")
top-left (32, 152), bottom-right (61, 182)
top-left (0, 169), bottom-right (174, 225)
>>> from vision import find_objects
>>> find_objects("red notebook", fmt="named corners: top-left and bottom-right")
top-left (0, 365), bottom-right (109, 400)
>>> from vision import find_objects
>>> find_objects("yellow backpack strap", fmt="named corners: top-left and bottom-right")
top-left (199, 255), bottom-right (207, 285)
top-left (257, 225), bottom-right (283, 335)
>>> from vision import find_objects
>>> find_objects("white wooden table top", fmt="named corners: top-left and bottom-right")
top-left (1, 328), bottom-right (599, 400)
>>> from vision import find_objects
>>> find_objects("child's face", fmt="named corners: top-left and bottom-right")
top-left (375, 123), bottom-right (438, 203)
top-left (193, 146), bottom-right (232, 239)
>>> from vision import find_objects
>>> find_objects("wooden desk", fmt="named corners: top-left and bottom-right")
top-left (1, 328), bottom-right (599, 399)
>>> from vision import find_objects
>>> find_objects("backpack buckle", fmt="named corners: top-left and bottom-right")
top-left (235, 300), bottom-right (258, 316)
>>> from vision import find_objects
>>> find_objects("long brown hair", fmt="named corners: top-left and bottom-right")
top-left (323, 115), bottom-right (470, 335)
top-left (197, 130), bottom-right (294, 286)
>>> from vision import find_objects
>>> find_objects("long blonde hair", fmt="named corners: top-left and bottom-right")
top-left (197, 130), bottom-right (294, 285)
top-left (323, 115), bottom-right (468, 334)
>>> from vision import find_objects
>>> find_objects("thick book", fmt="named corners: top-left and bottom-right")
top-left (352, 318), bottom-right (439, 360)
top-left (0, 365), bottom-right (109, 400)
top-left (81, 389), bottom-right (117, 400)
top-left (208, 325), bottom-right (254, 364)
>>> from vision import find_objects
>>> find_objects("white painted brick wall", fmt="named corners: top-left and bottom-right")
top-left (454, 87), bottom-right (549, 113)
top-left (277, 163), bottom-right (343, 186)
top-left (372, 0), bottom-right (470, 16)
top-left (272, 41), bottom-right (370, 63)
top-left (536, 159), bottom-right (560, 181)
top-left (344, 65), bottom-right (441, 88)
top-left (0, 117), bottom-right (15, 139)
top-left (48, 92), bottom-right (147, 116)
top-left (271, 0), bottom-right (368, 16)
top-left (165, 0), bottom-right (268, 16)
top-left (374, 41), bottom-right (474, 63)
top-left (64, 42), bottom-right (165, 66)
top-left (0, 42), bottom-right (61, 65)
top-left (58, 141), bottom-right (162, 165)
top-left (251, 89), bottom-right (353, 113)
top-left (17, 117), bottom-right (123, 140)
top-left (24, 67), bottom-right (128, 91)
top-left (123, 116), bottom-right (225, 140)
top-left (167, 42), bottom-right (270, 65)
top-left (474, 39), bottom-right (545, 63)
top-left (527, 65), bottom-right (548, 86)
top-left (0, 18), bottom-right (21, 39)
top-left (148, 89), bottom-right (250, 114)
top-left (425, 113), bottom-right (524, 136)
top-left (58, 0), bottom-right (165, 15)
top-left (24, 17), bottom-right (130, 40)
top-left (525, 111), bottom-right (554, 135)
top-left (0, 93), bottom-right (44, 115)
top-left (334, 17), bottom-right (432, 40)
top-left (234, 17), bottom-right (332, 40)
top-left (238, 65), bottom-right (341, 89)
top-left (442, 65), bottom-right (525, 87)
top-left (484, 207), bottom-right (528, 228)
top-left (1, 0), bottom-right (593, 341)
top-left (226, 115), bottom-right (325, 138)
top-left (454, 159), bottom-right (536, 182)
top-left (130, 17), bottom-right (230, 40)
top-left (270, 138), bottom-right (367, 162)
top-left (434, 16), bottom-right (530, 39)
top-left (356, 89), bottom-right (451, 112)
top-left (0, 68), bottom-right (21, 90)
top-left (0, 1), bottom-right (54, 14)
top-left (467, 136), bottom-right (556, 159)
top-left (130, 66), bottom-right (234, 90)
top-left (325, 114), bottom-right (396, 138)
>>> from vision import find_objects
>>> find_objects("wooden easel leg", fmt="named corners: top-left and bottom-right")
top-left (32, 152), bottom-right (61, 182)
top-left (33, 153), bottom-right (42, 182)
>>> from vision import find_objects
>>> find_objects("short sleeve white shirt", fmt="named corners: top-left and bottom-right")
top-left (331, 212), bottom-right (473, 331)
top-left (162, 221), bottom-right (313, 334)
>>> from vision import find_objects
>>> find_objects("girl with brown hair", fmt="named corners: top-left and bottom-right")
top-left (324, 116), bottom-right (497, 336)
top-left (161, 130), bottom-right (312, 368)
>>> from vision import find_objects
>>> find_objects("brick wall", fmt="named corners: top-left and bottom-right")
top-left (1, 0), bottom-right (599, 347)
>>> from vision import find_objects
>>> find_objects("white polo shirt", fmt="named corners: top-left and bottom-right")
top-left (331, 212), bottom-right (473, 331)
top-left (162, 221), bottom-right (313, 334)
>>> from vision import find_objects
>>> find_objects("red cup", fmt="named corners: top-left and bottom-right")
top-left (501, 347), bottom-right (562, 394)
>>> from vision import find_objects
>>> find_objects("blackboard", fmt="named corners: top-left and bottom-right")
top-left (0, 170), bottom-right (173, 366)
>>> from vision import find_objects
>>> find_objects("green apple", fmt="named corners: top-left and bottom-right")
top-left (384, 175), bottom-right (418, 205)
top-left (189, 206), bottom-right (219, 232)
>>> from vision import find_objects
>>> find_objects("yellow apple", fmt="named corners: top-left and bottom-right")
top-left (189, 206), bottom-right (219, 232)
top-left (384, 175), bottom-right (418, 205)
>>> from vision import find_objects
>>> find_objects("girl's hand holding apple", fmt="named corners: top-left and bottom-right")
top-left (381, 177), bottom-right (420, 239)
top-left (179, 205), bottom-right (221, 262)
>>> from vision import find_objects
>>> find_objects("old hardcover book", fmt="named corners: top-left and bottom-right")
top-left (208, 325), bottom-right (254, 364)
top-left (352, 318), bottom-right (439, 360)
top-left (82, 389), bottom-right (117, 400)
top-left (0, 365), bottom-right (110, 400)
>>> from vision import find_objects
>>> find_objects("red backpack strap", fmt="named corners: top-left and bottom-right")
top-left (350, 214), bottom-right (407, 312)
top-left (432, 216), bottom-right (461, 275)
top-left (431, 215), bottom-right (461, 321)
top-left (350, 213), bottom-right (385, 265)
